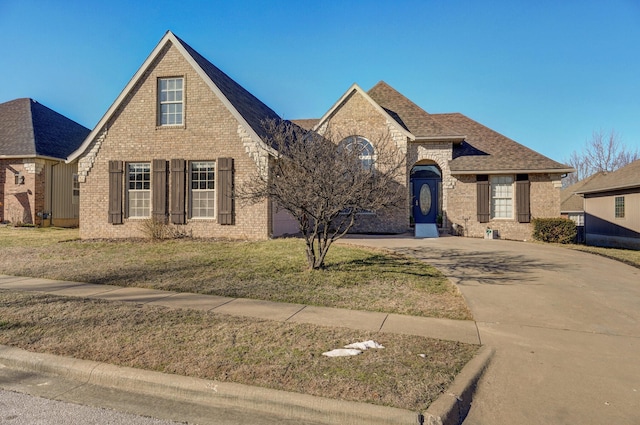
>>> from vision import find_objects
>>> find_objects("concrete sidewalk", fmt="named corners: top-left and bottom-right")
top-left (0, 274), bottom-right (480, 345)
top-left (0, 273), bottom-right (490, 425)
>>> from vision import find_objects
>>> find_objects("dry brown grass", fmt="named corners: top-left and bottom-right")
top-left (0, 227), bottom-right (471, 320)
top-left (0, 290), bottom-right (478, 411)
top-left (567, 244), bottom-right (640, 269)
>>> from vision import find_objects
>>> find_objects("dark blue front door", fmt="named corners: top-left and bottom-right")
top-left (412, 178), bottom-right (439, 224)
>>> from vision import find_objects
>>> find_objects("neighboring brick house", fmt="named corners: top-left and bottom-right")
top-left (299, 82), bottom-right (574, 240)
top-left (68, 31), bottom-right (573, 240)
top-left (0, 98), bottom-right (89, 226)
top-left (574, 160), bottom-right (640, 249)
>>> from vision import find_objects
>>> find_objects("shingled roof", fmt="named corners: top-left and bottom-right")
top-left (435, 113), bottom-right (573, 174)
top-left (561, 172), bottom-right (605, 212)
top-left (0, 98), bottom-right (89, 159)
top-left (367, 81), bottom-right (463, 140)
top-left (173, 34), bottom-right (282, 141)
top-left (363, 82), bottom-right (572, 174)
top-left (576, 160), bottom-right (640, 194)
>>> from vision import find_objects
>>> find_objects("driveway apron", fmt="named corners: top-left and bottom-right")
top-left (342, 236), bottom-right (640, 425)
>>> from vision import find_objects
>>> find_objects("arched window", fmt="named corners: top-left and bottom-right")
top-left (338, 136), bottom-right (374, 170)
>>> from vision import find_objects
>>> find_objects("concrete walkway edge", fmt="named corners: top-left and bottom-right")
top-left (425, 345), bottom-right (494, 425)
top-left (0, 343), bottom-right (493, 425)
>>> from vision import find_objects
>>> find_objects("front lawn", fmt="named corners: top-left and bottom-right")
top-left (0, 227), bottom-right (471, 320)
top-left (0, 290), bottom-right (478, 411)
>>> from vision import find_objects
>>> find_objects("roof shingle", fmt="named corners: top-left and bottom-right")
top-left (367, 81), bottom-right (463, 139)
top-left (436, 113), bottom-right (572, 173)
top-left (0, 98), bottom-right (89, 159)
top-left (173, 34), bottom-right (283, 142)
top-left (576, 160), bottom-right (640, 194)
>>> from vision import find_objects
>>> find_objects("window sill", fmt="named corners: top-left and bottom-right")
top-left (156, 124), bottom-right (185, 130)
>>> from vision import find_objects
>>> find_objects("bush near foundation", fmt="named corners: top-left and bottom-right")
top-left (532, 217), bottom-right (577, 244)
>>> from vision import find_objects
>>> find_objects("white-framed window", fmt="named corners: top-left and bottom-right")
top-left (72, 173), bottom-right (80, 204)
top-left (338, 136), bottom-right (374, 170)
top-left (568, 213), bottom-right (584, 226)
top-left (158, 77), bottom-right (184, 126)
top-left (127, 163), bottom-right (151, 218)
top-left (190, 161), bottom-right (215, 218)
top-left (490, 175), bottom-right (513, 219)
top-left (615, 196), bottom-right (625, 218)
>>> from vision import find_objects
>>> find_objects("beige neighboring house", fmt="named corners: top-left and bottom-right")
top-left (67, 31), bottom-right (573, 240)
top-left (575, 160), bottom-right (640, 249)
top-left (561, 173), bottom-right (606, 243)
top-left (0, 98), bottom-right (89, 226)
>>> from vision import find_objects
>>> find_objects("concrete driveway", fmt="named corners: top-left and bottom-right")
top-left (343, 235), bottom-right (640, 425)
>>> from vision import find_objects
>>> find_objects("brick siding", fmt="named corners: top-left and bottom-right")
top-left (317, 89), bottom-right (409, 234)
top-left (0, 159), bottom-right (48, 226)
top-left (77, 42), bottom-right (269, 240)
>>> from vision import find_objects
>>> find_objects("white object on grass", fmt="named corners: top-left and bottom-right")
top-left (322, 349), bottom-right (363, 357)
top-left (344, 340), bottom-right (385, 350)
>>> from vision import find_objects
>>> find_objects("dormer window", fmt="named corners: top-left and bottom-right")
top-left (158, 77), bottom-right (183, 126)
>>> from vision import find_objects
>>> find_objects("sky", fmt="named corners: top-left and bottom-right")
top-left (1, 0), bottom-right (639, 163)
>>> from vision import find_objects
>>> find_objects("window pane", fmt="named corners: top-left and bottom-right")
top-left (158, 78), bottom-right (184, 126)
top-left (190, 161), bottom-right (216, 218)
top-left (490, 176), bottom-right (513, 219)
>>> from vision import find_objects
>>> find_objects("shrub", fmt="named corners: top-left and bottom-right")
top-left (532, 217), bottom-right (577, 244)
top-left (138, 218), bottom-right (192, 240)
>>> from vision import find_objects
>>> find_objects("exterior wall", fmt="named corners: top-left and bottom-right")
top-left (77, 42), bottom-right (270, 240)
top-left (447, 173), bottom-right (563, 240)
top-left (50, 161), bottom-right (79, 227)
top-left (317, 90), bottom-right (409, 234)
top-left (0, 159), bottom-right (49, 226)
top-left (584, 189), bottom-right (640, 249)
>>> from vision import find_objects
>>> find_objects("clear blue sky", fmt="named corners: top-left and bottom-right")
top-left (2, 0), bottom-right (639, 163)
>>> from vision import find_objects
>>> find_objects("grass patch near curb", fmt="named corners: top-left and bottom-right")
top-left (0, 227), bottom-right (471, 320)
top-left (0, 290), bottom-right (478, 411)
top-left (567, 245), bottom-right (640, 269)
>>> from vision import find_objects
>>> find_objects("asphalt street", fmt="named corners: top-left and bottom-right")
top-left (0, 389), bottom-right (183, 425)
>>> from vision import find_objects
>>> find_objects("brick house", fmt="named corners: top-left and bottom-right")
top-left (69, 31), bottom-right (573, 240)
top-left (298, 82), bottom-right (574, 240)
top-left (0, 98), bottom-right (89, 226)
top-left (67, 31), bottom-right (284, 239)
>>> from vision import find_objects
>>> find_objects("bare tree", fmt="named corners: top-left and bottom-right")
top-left (241, 120), bottom-right (406, 270)
top-left (564, 129), bottom-right (639, 186)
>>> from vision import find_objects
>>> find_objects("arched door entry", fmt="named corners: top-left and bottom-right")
top-left (411, 165), bottom-right (441, 225)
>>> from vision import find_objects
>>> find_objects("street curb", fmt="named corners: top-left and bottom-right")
top-left (424, 345), bottom-right (495, 425)
top-left (0, 344), bottom-right (493, 425)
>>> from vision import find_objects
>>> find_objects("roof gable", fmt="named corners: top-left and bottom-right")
top-left (0, 98), bottom-right (89, 159)
top-left (68, 31), bottom-right (282, 162)
top-left (313, 83), bottom-right (414, 140)
top-left (367, 81), bottom-right (463, 140)
top-left (576, 160), bottom-right (640, 194)
top-left (173, 34), bottom-right (281, 141)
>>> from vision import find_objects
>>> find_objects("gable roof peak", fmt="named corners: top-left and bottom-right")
top-left (68, 31), bottom-right (282, 162)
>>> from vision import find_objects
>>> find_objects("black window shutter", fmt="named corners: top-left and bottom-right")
top-left (516, 178), bottom-right (531, 223)
top-left (477, 179), bottom-right (490, 223)
top-left (108, 160), bottom-right (123, 224)
top-left (217, 158), bottom-right (234, 225)
top-left (152, 159), bottom-right (168, 223)
top-left (170, 159), bottom-right (186, 224)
